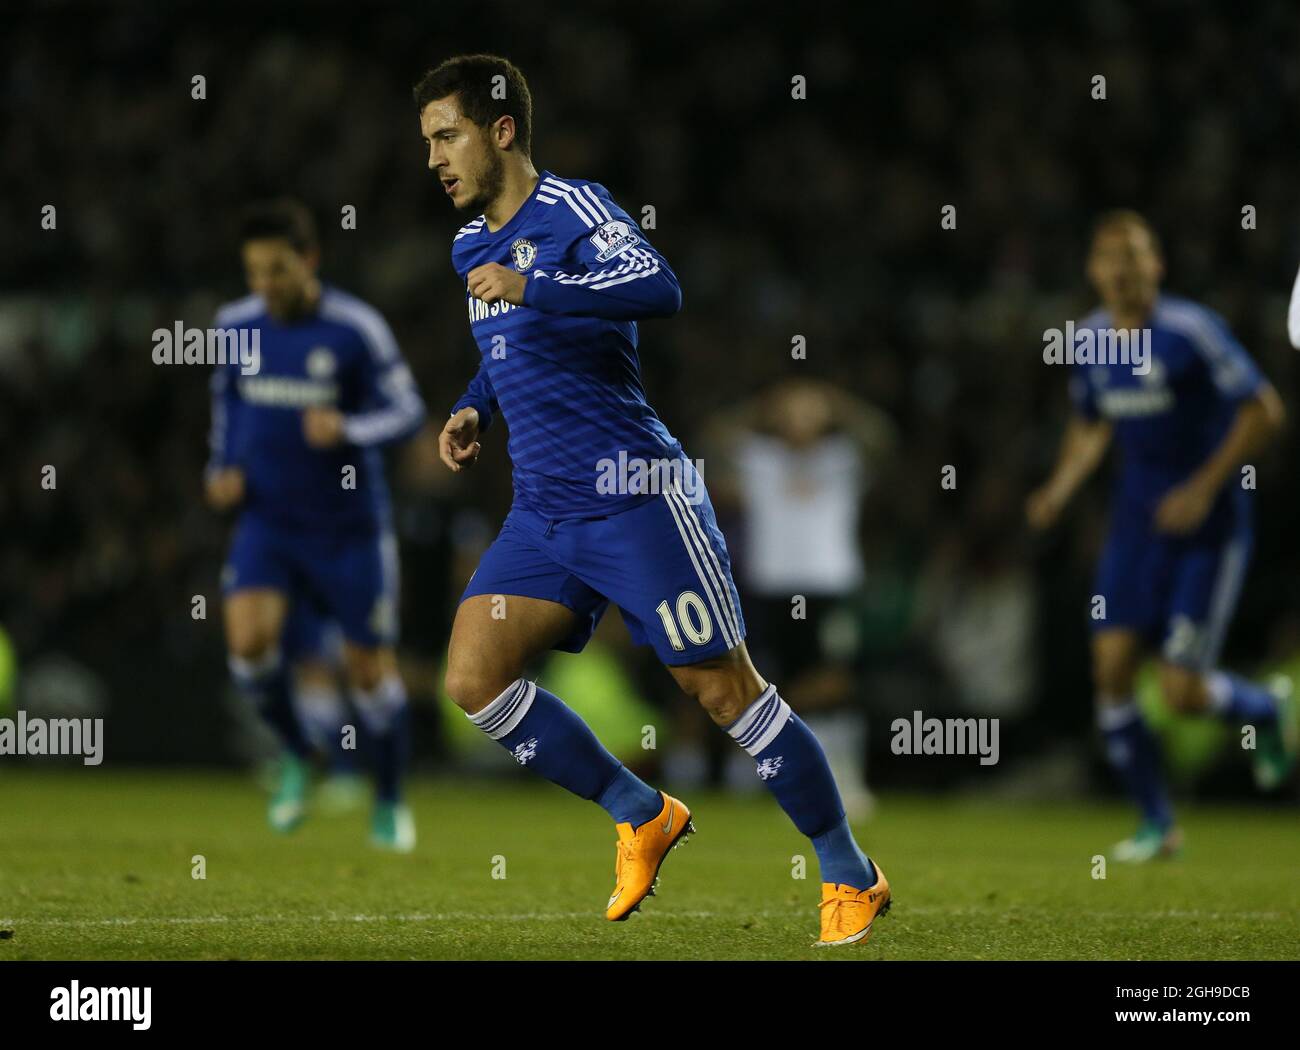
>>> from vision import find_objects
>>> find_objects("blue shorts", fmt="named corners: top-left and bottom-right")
top-left (1091, 513), bottom-right (1253, 670)
top-left (281, 599), bottom-right (345, 664)
top-left (461, 465), bottom-right (746, 666)
top-left (223, 513), bottom-right (399, 648)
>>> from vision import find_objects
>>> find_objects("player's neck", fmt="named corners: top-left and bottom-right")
top-left (483, 160), bottom-right (539, 232)
top-left (1109, 295), bottom-right (1156, 331)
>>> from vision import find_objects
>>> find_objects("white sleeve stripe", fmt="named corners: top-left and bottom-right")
top-left (454, 219), bottom-right (485, 240)
top-left (540, 248), bottom-right (653, 286)
top-left (592, 258), bottom-right (659, 291)
top-left (1159, 304), bottom-right (1253, 392)
top-left (214, 294), bottom-right (265, 327)
top-left (541, 177), bottom-right (602, 226)
top-left (581, 184), bottom-right (613, 223)
top-left (344, 388), bottom-right (425, 444)
top-left (321, 295), bottom-right (400, 365)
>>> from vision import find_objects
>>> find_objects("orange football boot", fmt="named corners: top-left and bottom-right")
top-left (815, 863), bottom-right (891, 947)
top-left (605, 792), bottom-right (695, 921)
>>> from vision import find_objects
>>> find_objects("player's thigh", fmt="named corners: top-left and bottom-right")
top-left (664, 640), bottom-right (767, 727)
top-left (446, 594), bottom-right (582, 713)
top-left (567, 464), bottom-right (746, 668)
top-left (1091, 628), bottom-right (1144, 699)
top-left (224, 589), bottom-right (290, 659)
top-left (222, 514), bottom-right (294, 658)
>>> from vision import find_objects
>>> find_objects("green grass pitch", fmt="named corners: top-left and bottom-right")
top-left (1, 770), bottom-right (1296, 960)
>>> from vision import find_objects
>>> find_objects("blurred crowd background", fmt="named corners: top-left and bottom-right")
top-left (3, 1), bottom-right (1299, 801)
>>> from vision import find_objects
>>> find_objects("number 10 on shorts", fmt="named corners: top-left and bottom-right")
top-left (655, 590), bottom-right (714, 651)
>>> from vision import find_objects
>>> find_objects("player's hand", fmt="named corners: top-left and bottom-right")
top-left (439, 407), bottom-right (481, 472)
top-left (205, 467), bottom-right (245, 511)
top-left (303, 407), bottom-right (346, 448)
top-left (1025, 484), bottom-right (1067, 531)
top-left (1154, 477), bottom-right (1215, 535)
top-left (467, 262), bottom-right (527, 306)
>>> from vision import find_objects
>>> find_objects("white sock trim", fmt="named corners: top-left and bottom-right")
top-left (1203, 671), bottom-right (1233, 713)
top-left (468, 678), bottom-right (537, 741)
top-left (228, 648), bottom-right (282, 681)
top-left (727, 684), bottom-right (790, 757)
top-left (352, 675), bottom-right (407, 734)
top-left (1096, 699), bottom-right (1140, 732)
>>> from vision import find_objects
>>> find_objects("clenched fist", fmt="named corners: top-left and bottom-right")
top-left (467, 262), bottom-right (527, 306)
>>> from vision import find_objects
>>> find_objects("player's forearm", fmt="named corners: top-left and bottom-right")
top-left (1190, 391), bottom-right (1284, 494)
top-left (452, 366), bottom-right (498, 433)
top-left (1045, 419), bottom-right (1112, 502)
top-left (342, 389), bottom-right (427, 447)
top-left (206, 368), bottom-right (239, 473)
top-left (523, 261), bottom-right (682, 320)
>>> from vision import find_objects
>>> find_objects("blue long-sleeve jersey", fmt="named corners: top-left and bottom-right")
top-left (450, 172), bottom-right (683, 518)
top-left (1069, 294), bottom-right (1264, 535)
top-left (208, 284), bottom-right (426, 533)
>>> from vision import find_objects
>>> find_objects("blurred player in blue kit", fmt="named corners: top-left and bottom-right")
top-left (1028, 211), bottom-right (1296, 861)
top-left (206, 199), bottom-right (426, 851)
top-left (417, 54), bottom-right (890, 945)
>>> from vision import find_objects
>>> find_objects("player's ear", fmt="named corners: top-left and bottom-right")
top-left (492, 114), bottom-right (516, 151)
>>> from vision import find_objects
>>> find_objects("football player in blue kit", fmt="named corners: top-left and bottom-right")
top-left (415, 54), bottom-right (889, 946)
top-left (1028, 211), bottom-right (1296, 862)
top-left (206, 199), bottom-right (426, 851)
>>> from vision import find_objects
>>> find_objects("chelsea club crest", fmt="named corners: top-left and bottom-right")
top-left (510, 237), bottom-right (537, 272)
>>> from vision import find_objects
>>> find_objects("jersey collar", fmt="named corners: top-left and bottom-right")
top-left (478, 170), bottom-right (550, 244)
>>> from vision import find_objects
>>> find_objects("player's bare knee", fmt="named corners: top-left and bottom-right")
top-left (1159, 664), bottom-right (1206, 714)
top-left (683, 672), bottom-right (753, 726)
top-left (1092, 652), bottom-right (1136, 698)
top-left (345, 651), bottom-right (385, 693)
top-left (444, 664), bottom-right (511, 715)
top-left (226, 629), bottom-right (277, 664)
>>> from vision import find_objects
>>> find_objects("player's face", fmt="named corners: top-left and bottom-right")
top-left (242, 239), bottom-right (317, 320)
top-left (1087, 224), bottom-right (1163, 315)
top-left (420, 95), bottom-right (505, 214)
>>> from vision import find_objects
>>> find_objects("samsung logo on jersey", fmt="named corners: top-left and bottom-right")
top-left (238, 376), bottom-right (338, 407)
top-left (1097, 386), bottom-right (1174, 417)
top-left (152, 322), bottom-right (260, 375)
top-left (1042, 322), bottom-right (1150, 375)
top-left (467, 295), bottom-right (519, 323)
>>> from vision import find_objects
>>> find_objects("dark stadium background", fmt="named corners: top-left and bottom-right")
top-left (3, 1), bottom-right (1298, 799)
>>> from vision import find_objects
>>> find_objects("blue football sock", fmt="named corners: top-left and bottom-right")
top-left (469, 680), bottom-right (662, 826)
top-left (295, 683), bottom-right (359, 773)
top-left (726, 684), bottom-right (875, 888)
top-left (1204, 672), bottom-right (1279, 727)
top-left (813, 817), bottom-right (877, 889)
top-left (230, 649), bottom-right (311, 759)
top-left (1098, 700), bottom-right (1173, 830)
top-left (353, 675), bottom-right (410, 804)
top-left (596, 766), bottom-right (665, 828)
